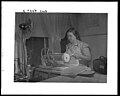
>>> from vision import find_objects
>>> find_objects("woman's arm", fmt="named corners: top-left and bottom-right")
top-left (73, 47), bottom-right (91, 61)
top-left (65, 44), bottom-right (73, 56)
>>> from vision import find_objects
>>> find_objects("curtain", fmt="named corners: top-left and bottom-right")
top-left (69, 13), bottom-right (79, 31)
top-left (54, 14), bottom-right (71, 52)
top-left (32, 13), bottom-right (72, 53)
top-left (14, 13), bottom-right (32, 75)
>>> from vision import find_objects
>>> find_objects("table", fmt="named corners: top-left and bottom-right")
top-left (32, 65), bottom-right (107, 83)
top-left (42, 73), bottom-right (107, 83)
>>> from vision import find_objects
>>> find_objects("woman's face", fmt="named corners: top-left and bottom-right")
top-left (67, 32), bottom-right (77, 43)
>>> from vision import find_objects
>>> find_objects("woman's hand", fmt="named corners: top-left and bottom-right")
top-left (71, 53), bottom-right (82, 59)
top-left (73, 51), bottom-right (91, 61)
top-left (65, 50), bottom-right (73, 57)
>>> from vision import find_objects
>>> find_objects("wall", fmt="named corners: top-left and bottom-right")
top-left (78, 13), bottom-right (107, 59)
top-left (81, 35), bottom-right (107, 60)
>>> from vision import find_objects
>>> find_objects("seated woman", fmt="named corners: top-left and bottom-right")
top-left (63, 27), bottom-right (92, 67)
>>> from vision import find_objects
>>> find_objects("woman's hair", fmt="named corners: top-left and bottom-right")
top-left (64, 27), bottom-right (81, 41)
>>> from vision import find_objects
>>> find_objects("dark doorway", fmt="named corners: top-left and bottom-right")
top-left (26, 37), bottom-right (49, 67)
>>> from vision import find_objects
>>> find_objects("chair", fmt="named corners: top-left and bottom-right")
top-left (41, 48), bottom-right (51, 66)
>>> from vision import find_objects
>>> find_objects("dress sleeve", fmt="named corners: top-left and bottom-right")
top-left (82, 42), bottom-right (89, 48)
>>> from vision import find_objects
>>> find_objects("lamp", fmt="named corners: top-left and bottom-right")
top-left (19, 18), bottom-right (32, 31)
top-left (17, 18), bottom-right (32, 78)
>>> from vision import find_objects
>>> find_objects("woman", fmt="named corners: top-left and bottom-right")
top-left (64, 27), bottom-right (92, 67)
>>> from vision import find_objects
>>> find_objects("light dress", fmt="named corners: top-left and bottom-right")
top-left (65, 40), bottom-right (90, 67)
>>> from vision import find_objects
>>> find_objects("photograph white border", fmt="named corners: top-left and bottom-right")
top-left (1, 1), bottom-right (118, 95)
